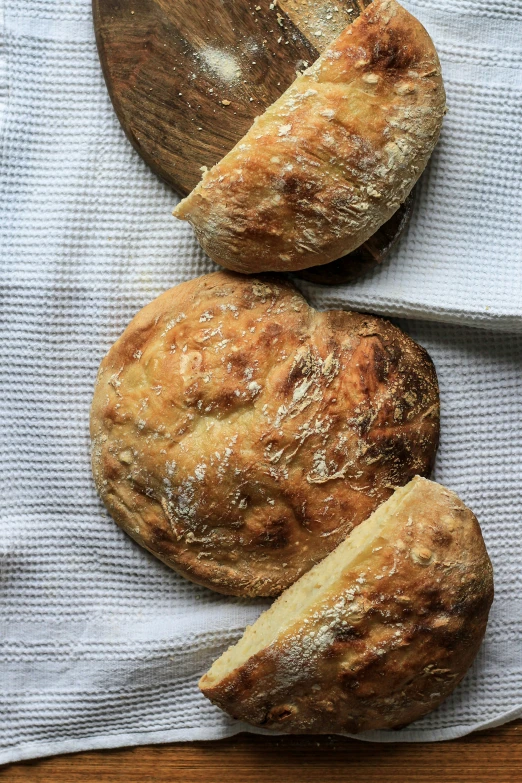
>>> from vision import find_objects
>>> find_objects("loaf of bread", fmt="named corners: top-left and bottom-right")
top-left (173, 0), bottom-right (445, 273)
top-left (199, 477), bottom-right (494, 733)
top-left (90, 272), bottom-right (439, 597)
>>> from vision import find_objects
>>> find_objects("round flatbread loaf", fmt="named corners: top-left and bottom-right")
top-left (90, 272), bottom-right (439, 596)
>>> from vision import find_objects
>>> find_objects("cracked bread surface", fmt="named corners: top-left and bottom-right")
top-left (173, 0), bottom-right (445, 273)
top-left (90, 271), bottom-right (439, 596)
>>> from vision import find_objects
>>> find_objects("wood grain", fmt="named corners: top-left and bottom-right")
top-left (92, 0), bottom-right (372, 196)
top-left (93, 0), bottom-right (319, 196)
top-left (2, 721), bottom-right (521, 782)
top-left (93, 0), bottom-right (413, 282)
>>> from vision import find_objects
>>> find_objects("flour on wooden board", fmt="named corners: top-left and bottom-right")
top-left (199, 47), bottom-right (242, 84)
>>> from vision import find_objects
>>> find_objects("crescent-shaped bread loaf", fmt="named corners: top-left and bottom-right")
top-left (199, 477), bottom-right (494, 733)
top-left (173, 0), bottom-right (445, 273)
top-left (90, 272), bottom-right (439, 597)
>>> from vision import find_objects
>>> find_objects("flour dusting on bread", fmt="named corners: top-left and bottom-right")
top-left (90, 271), bottom-right (439, 597)
top-left (174, 0), bottom-right (446, 273)
top-left (200, 477), bottom-right (493, 732)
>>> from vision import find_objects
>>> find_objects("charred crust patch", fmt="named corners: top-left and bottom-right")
top-left (266, 704), bottom-right (298, 723)
top-left (255, 517), bottom-right (290, 550)
top-left (148, 524), bottom-right (174, 549)
top-left (361, 20), bottom-right (423, 74)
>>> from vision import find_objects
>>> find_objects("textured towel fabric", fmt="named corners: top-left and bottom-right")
top-left (0, 0), bottom-right (521, 765)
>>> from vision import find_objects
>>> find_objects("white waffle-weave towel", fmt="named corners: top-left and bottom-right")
top-left (1, 0), bottom-right (521, 764)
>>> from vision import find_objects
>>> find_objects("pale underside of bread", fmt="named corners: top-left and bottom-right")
top-left (90, 272), bottom-right (439, 597)
top-left (200, 477), bottom-right (493, 733)
top-left (173, 0), bottom-right (446, 273)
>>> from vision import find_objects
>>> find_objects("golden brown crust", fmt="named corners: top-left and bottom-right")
top-left (90, 272), bottom-right (439, 596)
top-left (173, 0), bottom-right (446, 273)
top-left (200, 477), bottom-right (494, 732)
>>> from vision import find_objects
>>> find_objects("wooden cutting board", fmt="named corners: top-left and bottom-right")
top-left (93, 0), bottom-right (413, 283)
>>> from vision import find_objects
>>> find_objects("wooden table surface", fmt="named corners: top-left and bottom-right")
top-left (1, 720), bottom-right (521, 782)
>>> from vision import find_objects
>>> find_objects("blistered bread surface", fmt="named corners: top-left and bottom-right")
top-left (90, 272), bottom-right (439, 596)
top-left (174, 0), bottom-right (446, 272)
